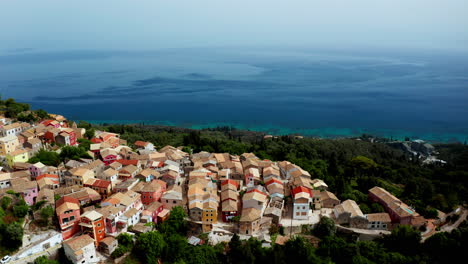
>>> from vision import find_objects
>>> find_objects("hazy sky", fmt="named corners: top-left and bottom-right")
top-left (1, 0), bottom-right (467, 52)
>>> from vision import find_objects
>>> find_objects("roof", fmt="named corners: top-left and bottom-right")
top-left (321, 191), bottom-right (339, 201)
top-left (292, 186), bottom-right (311, 196)
top-left (100, 236), bottom-right (117, 246)
top-left (222, 199), bottom-right (238, 212)
top-left (123, 207), bottom-right (139, 218)
top-left (81, 210), bottom-right (103, 221)
top-left (116, 159), bottom-right (140, 166)
top-left (243, 189), bottom-right (267, 203)
top-left (221, 189), bottom-right (239, 202)
top-left (84, 178), bottom-right (111, 189)
top-left (141, 180), bottom-right (164, 193)
top-left (369, 186), bottom-right (419, 218)
top-left (366, 213), bottom-right (391, 223)
top-left (56, 196), bottom-right (80, 215)
top-left (36, 174), bottom-right (59, 181)
top-left (64, 235), bottom-right (94, 253)
top-left (70, 167), bottom-right (92, 177)
top-left (240, 207), bottom-right (261, 222)
top-left (334, 200), bottom-right (364, 217)
top-left (134, 141), bottom-right (151, 147)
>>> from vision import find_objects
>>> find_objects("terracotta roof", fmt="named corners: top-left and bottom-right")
top-left (116, 159), bottom-right (139, 166)
top-left (240, 207), bottom-right (261, 222)
top-left (366, 213), bottom-right (391, 223)
top-left (292, 186), bottom-right (311, 196)
top-left (64, 235), bottom-right (94, 253)
top-left (134, 141), bottom-right (150, 147)
top-left (56, 196), bottom-right (80, 215)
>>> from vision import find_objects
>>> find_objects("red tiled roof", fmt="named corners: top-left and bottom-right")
top-left (116, 159), bottom-right (139, 166)
top-left (56, 196), bottom-right (80, 207)
top-left (265, 178), bottom-right (282, 186)
top-left (221, 179), bottom-right (239, 188)
top-left (245, 188), bottom-right (267, 196)
top-left (292, 186), bottom-right (311, 196)
top-left (91, 138), bottom-right (103, 143)
top-left (134, 141), bottom-right (149, 147)
top-left (36, 173), bottom-right (59, 181)
top-left (92, 179), bottom-right (111, 188)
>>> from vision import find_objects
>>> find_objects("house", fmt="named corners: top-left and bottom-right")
top-left (161, 185), bottom-right (183, 210)
top-left (41, 120), bottom-right (61, 128)
top-left (114, 178), bottom-right (140, 193)
top-left (118, 165), bottom-right (139, 181)
top-left (160, 170), bottom-right (179, 186)
top-left (118, 207), bottom-right (141, 227)
top-left (0, 135), bottom-right (20, 155)
top-left (82, 160), bottom-right (106, 177)
top-left (0, 173), bottom-right (12, 189)
top-left (264, 199), bottom-right (284, 224)
top-left (311, 179), bottom-right (328, 191)
top-left (100, 148), bottom-right (119, 165)
top-left (333, 200), bottom-right (365, 225)
top-left (64, 187), bottom-right (102, 206)
top-left (23, 138), bottom-right (42, 155)
top-left (6, 148), bottom-right (29, 167)
top-left (134, 141), bottom-right (155, 151)
top-left (101, 190), bottom-right (143, 212)
top-left (136, 168), bottom-right (159, 182)
top-left (65, 168), bottom-right (95, 186)
top-left (265, 178), bottom-right (284, 199)
top-left (239, 208), bottom-right (262, 235)
top-left (292, 186), bottom-right (311, 220)
top-left (366, 213), bottom-right (392, 230)
top-left (99, 236), bottom-right (118, 256)
top-left (29, 162), bottom-right (48, 179)
top-left (80, 210), bottom-right (106, 246)
top-left (36, 174), bottom-right (60, 189)
top-left (63, 234), bottom-right (97, 264)
top-left (98, 168), bottom-right (119, 183)
top-left (263, 165), bottom-right (281, 182)
top-left (311, 190), bottom-right (321, 210)
top-left (221, 188), bottom-right (239, 222)
top-left (320, 191), bottom-right (340, 208)
top-left (43, 128), bottom-right (60, 143)
top-left (139, 180), bottom-right (167, 205)
top-left (96, 205), bottom-right (122, 235)
top-left (202, 200), bottom-right (218, 232)
top-left (10, 178), bottom-right (38, 205)
top-left (244, 167), bottom-right (260, 187)
top-left (57, 128), bottom-right (77, 146)
top-left (368, 186), bottom-right (424, 227)
top-left (141, 201), bottom-right (164, 224)
top-left (242, 158), bottom-right (259, 171)
top-left (83, 178), bottom-right (112, 199)
top-left (56, 196), bottom-right (81, 240)
top-left (243, 189), bottom-right (268, 211)
top-left (1, 122), bottom-right (23, 137)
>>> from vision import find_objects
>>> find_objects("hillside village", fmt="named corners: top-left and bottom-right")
top-left (0, 113), bottom-right (453, 264)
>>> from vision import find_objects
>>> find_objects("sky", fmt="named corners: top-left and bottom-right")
top-left (0, 0), bottom-right (467, 52)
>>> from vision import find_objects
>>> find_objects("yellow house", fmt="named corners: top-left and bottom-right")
top-left (6, 148), bottom-right (29, 167)
top-left (202, 200), bottom-right (218, 232)
top-left (0, 135), bottom-right (20, 156)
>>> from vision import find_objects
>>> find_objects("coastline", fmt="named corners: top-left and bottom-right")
top-left (85, 119), bottom-right (467, 144)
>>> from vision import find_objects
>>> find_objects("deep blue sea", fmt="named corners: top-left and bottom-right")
top-left (1, 47), bottom-right (467, 142)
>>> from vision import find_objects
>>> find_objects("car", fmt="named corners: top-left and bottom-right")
top-left (0, 255), bottom-right (11, 264)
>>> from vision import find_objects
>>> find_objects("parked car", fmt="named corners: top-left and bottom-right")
top-left (0, 255), bottom-right (11, 264)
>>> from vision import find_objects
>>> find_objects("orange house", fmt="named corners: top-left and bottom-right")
top-left (80, 210), bottom-right (106, 246)
top-left (56, 196), bottom-right (81, 240)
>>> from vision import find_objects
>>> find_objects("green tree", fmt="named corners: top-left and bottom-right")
top-left (382, 225), bottom-right (421, 256)
top-left (134, 231), bottom-right (166, 264)
top-left (314, 216), bottom-right (336, 238)
top-left (4, 222), bottom-right (23, 249)
top-left (40, 206), bottom-right (54, 225)
top-left (1, 196), bottom-right (12, 209)
top-left (84, 128), bottom-right (96, 139)
top-left (34, 255), bottom-right (59, 264)
top-left (13, 202), bottom-right (29, 218)
top-left (29, 149), bottom-right (61, 166)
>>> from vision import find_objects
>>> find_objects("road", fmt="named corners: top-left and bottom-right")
top-left (9, 244), bottom-right (62, 264)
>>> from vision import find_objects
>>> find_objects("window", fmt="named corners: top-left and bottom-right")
top-left (296, 212), bottom-right (299, 216)
top-left (97, 223), bottom-right (101, 227)
top-left (166, 200), bottom-right (169, 203)
top-left (302, 206), bottom-right (306, 210)
top-left (98, 230), bottom-right (102, 233)
top-left (173, 201), bottom-right (176, 204)
top-left (70, 216), bottom-right (75, 221)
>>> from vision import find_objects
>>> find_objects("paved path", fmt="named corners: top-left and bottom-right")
top-left (9, 243), bottom-right (61, 264)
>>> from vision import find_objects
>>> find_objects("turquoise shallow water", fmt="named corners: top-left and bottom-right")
top-left (86, 119), bottom-right (467, 143)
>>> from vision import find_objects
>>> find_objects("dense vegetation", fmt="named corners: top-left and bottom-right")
top-left (0, 193), bottom-right (28, 255)
top-left (122, 206), bottom-right (468, 264)
top-left (91, 123), bottom-right (467, 214)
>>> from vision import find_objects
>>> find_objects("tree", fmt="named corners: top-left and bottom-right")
top-left (134, 231), bottom-right (166, 264)
top-left (34, 255), bottom-right (59, 264)
top-left (13, 202), bottom-right (29, 218)
top-left (84, 128), bottom-right (96, 139)
top-left (1, 196), bottom-right (12, 209)
top-left (159, 206), bottom-right (187, 235)
top-left (59, 146), bottom-right (92, 161)
top-left (40, 206), bottom-right (54, 225)
top-left (314, 216), bottom-right (336, 238)
top-left (284, 236), bottom-right (322, 264)
top-left (29, 149), bottom-right (61, 166)
top-left (382, 225), bottom-right (421, 256)
top-left (4, 222), bottom-right (23, 249)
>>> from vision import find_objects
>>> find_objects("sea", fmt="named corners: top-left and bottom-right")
top-left (1, 46), bottom-right (467, 143)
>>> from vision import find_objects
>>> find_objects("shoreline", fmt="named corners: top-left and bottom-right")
top-left (85, 119), bottom-right (467, 144)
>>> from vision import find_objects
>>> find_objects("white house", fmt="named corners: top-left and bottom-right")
top-left (63, 234), bottom-right (98, 264)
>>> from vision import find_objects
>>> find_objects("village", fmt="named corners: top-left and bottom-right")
top-left (0, 114), bottom-right (453, 264)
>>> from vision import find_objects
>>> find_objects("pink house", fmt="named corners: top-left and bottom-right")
top-left (139, 180), bottom-right (167, 205)
top-left (100, 148), bottom-right (119, 165)
top-left (142, 201), bottom-right (164, 224)
top-left (11, 178), bottom-right (38, 206)
top-left (56, 196), bottom-right (81, 240)
top-left (29, 162), bottom-right (47, 179)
